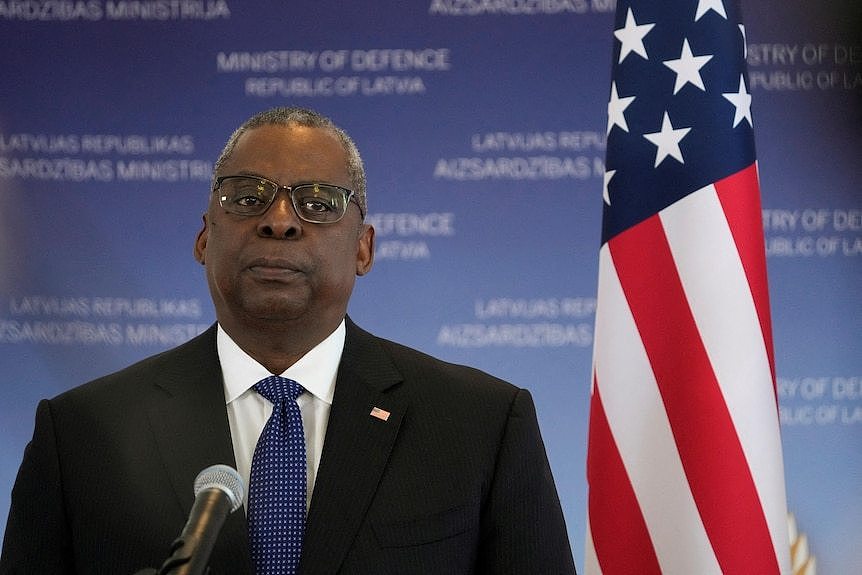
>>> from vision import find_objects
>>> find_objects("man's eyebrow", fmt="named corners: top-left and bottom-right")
top-left (229, 170), bottom-right (269, 178)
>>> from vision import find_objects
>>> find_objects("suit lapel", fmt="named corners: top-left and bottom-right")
top-left (301, 319), bottom-right (407, 574)
top-left (144, 325), bottom-right (253, 572)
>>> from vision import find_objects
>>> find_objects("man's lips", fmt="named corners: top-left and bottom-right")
top-left (245, 257), bottom-right (304, 280)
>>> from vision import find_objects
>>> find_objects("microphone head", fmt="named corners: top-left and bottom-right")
top-left (193, 464), bottom-right (245, 513)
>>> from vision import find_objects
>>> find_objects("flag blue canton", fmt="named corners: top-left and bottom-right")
top-left (603, 0), bottom-right (756, 245)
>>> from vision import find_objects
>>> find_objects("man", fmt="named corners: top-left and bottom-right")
top-left (1, 107), bottom-right (575, 574)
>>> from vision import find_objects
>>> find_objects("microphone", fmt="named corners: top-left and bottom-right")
top-left (157, 464), bottom-right (245, 575)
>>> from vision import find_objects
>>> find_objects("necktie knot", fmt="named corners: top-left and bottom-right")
top-left (254, 375), bottom-right (303, 404)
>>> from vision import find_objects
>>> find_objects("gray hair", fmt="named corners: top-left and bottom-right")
top-left (212, 107), bottom-right (367, 217)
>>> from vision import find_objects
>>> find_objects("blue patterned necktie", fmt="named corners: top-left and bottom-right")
top-left (247, 375), bottom-right (306, 575)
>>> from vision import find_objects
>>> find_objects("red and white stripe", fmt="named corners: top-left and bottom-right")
top-left (585, 164), bottom-right (790, 574)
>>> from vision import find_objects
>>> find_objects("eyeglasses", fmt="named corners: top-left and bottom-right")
top-left (214, 175), bottom-right (362, 223)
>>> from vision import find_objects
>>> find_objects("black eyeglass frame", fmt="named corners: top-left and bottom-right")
top-left (214, 175), bottom-right (364, 223)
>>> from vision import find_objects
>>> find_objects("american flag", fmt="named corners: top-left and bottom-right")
top-left (585, 1), bottom-right (791, 573)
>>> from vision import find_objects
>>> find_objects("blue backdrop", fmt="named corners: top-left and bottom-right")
top-left (1, 1), bottom-right (859, 571)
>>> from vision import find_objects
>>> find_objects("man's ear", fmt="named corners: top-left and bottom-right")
top-left (193, 213), bottom-right (208, 265)
top-left (356, 224), bottom-right (375, 276)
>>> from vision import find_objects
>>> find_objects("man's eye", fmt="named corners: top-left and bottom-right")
top-left (235, 195), bottom-right (265, 207)
top-left (300, 199), bottom-right (335, 213)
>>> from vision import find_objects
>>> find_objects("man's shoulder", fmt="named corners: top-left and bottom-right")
top-left (346, 319), bottom-right (519, 401)
top-left (51, 324), bottom-right (218, 405)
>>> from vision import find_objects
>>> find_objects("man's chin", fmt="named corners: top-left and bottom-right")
top-left (238, 295), bottom-right (310, 323)
top-left (246, 306), bottom-right (306, 323)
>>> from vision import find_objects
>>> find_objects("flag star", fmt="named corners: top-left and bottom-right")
top-left (614, 8), bottom-right (655, 63)
top-left (607, 82), bottom-right (636, 134)
top-left (695, 0), bottom-right (727, 20)
top-left (643, 112), bottom-right (691, 167)
top-left (739, 24), bottom-right (747, 58)
top-left (603, 169), bottom-right (616, 205)
top-left (723, 74), bottom-right (753, 127)
top-left (663, 39), bottom-right (714, 94)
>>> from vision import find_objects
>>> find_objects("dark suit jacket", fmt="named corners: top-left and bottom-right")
top-left (1, 319), bottom-right (575, 574)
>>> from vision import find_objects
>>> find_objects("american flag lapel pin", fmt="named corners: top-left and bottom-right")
top-left (370, 406), bottom-right (390, 422)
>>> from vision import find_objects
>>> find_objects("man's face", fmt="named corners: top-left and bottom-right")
top-left (194, 124), bottom-right (374, 333)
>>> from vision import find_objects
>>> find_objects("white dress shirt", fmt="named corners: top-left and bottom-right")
top-left (217, 320), bottom-right (344, 512)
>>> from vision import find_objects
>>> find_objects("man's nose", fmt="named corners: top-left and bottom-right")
top-left (256, 190), bottom-right (302, 239)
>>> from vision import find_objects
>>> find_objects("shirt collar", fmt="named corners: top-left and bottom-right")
top-left (218, 319), bottom-right (344, 406)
